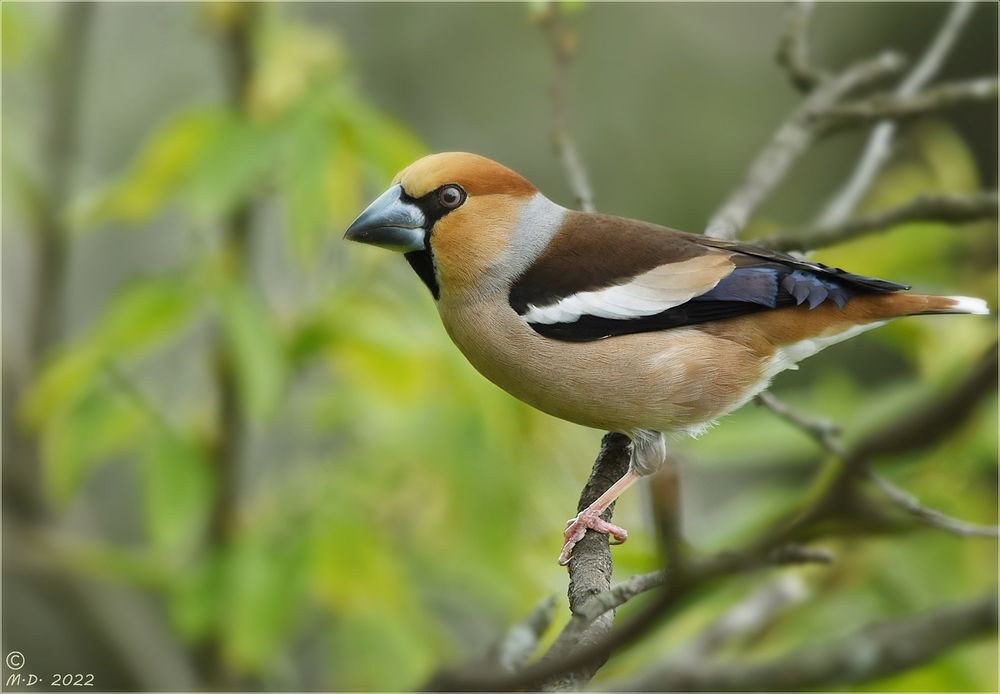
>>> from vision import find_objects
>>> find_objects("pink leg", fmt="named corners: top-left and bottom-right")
top-left (558, 470), bottom-right (641, 566)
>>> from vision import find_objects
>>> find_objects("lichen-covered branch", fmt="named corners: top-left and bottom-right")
top-left (761, 191), bottom-right (998, 252)
top-left (539, 434), bottom-right (632, 690)
top-left (571, 544), bottom-right (831, 626)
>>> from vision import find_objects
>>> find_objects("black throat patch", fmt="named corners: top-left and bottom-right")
top-left (404, 248), bottom-right (439, 299)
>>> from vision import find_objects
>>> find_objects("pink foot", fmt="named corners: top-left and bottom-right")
top-left (558, 509), bottom-right (629, 565)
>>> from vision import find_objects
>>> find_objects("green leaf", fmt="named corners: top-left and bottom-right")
top-left (171, 553), bottom-right (225, 641)
top-left (1, 4), bottom-right (40, 69)
top-left (219, 280), bottom-right (286, 420)
top-left (324, 133), bottom-right (364, 229)
top-left (182, 115), bottom-right (282, 221)
top-left (281, 102), bottom-right (332, 260)
top-left (22, 274), bottom-right (201, 425)
top-left (247, 18), bottom-right (345, 121)
top-left (91, 276), bottom-right (202, 354)
top-left (140, 432), bottom-right (214, 553)
top-left (337, 96), bottom-right (426, 187)
top-left (39, 381), bottom-right (145, 504)
top-left (221, 533), bottom-right (310, 669)
top-left (80, 109), bottom-right (229, 227)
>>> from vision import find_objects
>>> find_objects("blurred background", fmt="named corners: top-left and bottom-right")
top-left (2, 2), bottom-right (997, 691)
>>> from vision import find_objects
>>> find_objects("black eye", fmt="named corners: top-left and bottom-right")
top-left (438, 185), bottom-right (465, 209)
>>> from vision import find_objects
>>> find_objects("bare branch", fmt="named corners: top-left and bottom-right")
top-left (573, 544), bottom-right (831, 626)
top-left (817, 2), bottom-right (977, 226)
top-left (197, 7), bottom-right (261, 686)
top-left (775, 2), bottom-right (827, 91)
top-left (758, 341), bottom-right (999, 540)
top-left (539, 433), bottom-right (631, 690)
top-left (818, 77), bottom-right (998, 131)
top-left (761, 191), bottom-right (998, 252)
top-left (609, 594), bottom-right (998, 691)
top-left (489, 595), bottom-right (558, 672)
top-left (539, 4), bottom-right (595, 212)
top-left (424, 540), bottom-right (833, 692)
top-left (755, 391), bottom-right (845, 455)
top-left (867, 471), bottom-right (999, 539)
top-left (705, 50), bottom-right (904, 239)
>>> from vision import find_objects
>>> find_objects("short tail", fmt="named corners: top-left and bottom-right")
top-left (875, 293), bottom-right (991, 317)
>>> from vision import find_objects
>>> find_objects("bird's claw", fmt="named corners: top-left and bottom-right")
top-left (558, 509), bottom-right (628, 566)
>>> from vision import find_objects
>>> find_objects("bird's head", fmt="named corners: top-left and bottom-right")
top-left (344, 152), bottom-right (542, 298)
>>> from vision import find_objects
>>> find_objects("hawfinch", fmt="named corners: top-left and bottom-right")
top-left (344, 152), bottom-right (989, 565)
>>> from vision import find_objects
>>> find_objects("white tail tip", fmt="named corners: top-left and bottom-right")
top-left (947, 296), bottom-right (990, 315)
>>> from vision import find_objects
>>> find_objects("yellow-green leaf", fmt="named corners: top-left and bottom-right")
top-left (80, 109), bottom-right (230, 227)
top-left (40, 382), bottom-right (145, 504)
top-left (23, 275), bottom-right (201, 425)
top-left (220, 280), bottom-right (286, 420)
top-left (141, 433), bottom-right (214, 552)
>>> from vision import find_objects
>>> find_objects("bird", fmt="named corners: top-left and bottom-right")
top-left (343, 152), bottom-right (989, 565)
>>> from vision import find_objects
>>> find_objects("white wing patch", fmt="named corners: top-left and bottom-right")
top-left (521, 255), bottom-right (734, 325)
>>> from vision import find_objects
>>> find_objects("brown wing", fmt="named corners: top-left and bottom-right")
top-left (508, 212), bottom-right (909, 342)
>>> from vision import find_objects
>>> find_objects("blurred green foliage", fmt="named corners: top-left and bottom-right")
top-left (3, 2), bottom-right (996, 691)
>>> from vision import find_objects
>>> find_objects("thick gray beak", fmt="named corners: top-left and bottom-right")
top-left (343, 185), bottom-right (426, 252)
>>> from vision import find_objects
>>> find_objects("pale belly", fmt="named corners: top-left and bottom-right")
top-left (437, 298), bottom-right (768, 436)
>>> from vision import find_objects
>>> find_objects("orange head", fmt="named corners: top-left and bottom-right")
top-left (344, 153), bottom-right (541, 298)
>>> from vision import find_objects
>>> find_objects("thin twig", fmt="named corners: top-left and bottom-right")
top-left (761, 191), bottom-right (998, 252)
top-left (196, 6), bottom-right (259, 687)
top-left (609, 594), bottom-right (998, 691)
top-left (489, 595), bottom-right (559, 672)
top-left (775, 2), bottom-right (826, 91)
top-left (817, 2), bottom-right (977, 226)
top-left (6, 3), bottom-right (94, 523)
top-left (705, 50), bottom-right (904, 239)
top-left (755, 391), bottom-right (845, 455)
top-left (540, 4), bottom-right (595, 212)
top-left (817, 77), bottom-right (998, 131)
top-left (102, 362), bottom-right (179, 437)
top-left (756, 342), bottom-right (1000, 541)
top-left (867, 471), bottom-right (999, 539)
top-left (571, 544), bottom-right (831, 626)
top-left (30, 3), bottom-right (94, 360)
